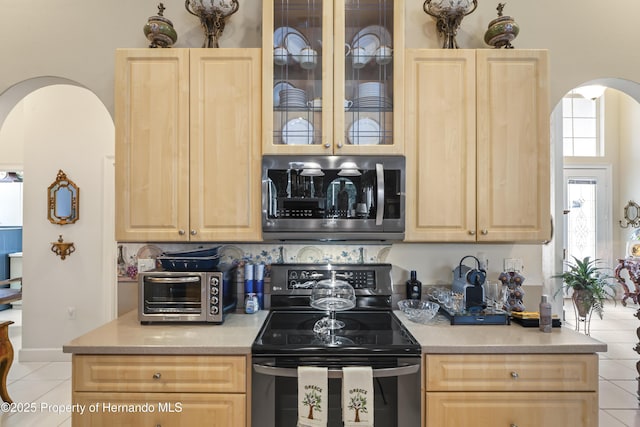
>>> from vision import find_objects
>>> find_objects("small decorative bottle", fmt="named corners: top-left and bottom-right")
top-left (539, 294), bottom-right (552, 333)
top-left (406, 270), bottom-right (422, 300)
top-left (117, 245), bottom-right (127, 277)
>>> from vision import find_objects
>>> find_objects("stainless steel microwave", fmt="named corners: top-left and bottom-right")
top-left (262, 155), bottom-right (405, 240)
top-left (138, 268), bottom-right (236, 324)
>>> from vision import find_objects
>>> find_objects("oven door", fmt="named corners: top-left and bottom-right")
top-left (251, 356), bottom-right (421, 427)
top-left (138, 272), bottom-right (206, 322)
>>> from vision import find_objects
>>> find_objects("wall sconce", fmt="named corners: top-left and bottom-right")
top-left (51, 235), bottom-right (75, 260)
top-left (620, 201), bottom-right (640, 228)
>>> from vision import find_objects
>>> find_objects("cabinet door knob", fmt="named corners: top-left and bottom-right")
top-left (337, 141), bottom-right (343, 148)
top-left (190, 229), bottom-right (197, 236)
top-left (510, 371), bottom-right (519, 379)
top-left (468, 230), bottom-right (476, 235)
top-left (178, 229), bottom-right (185, 235)
top-left (324, 142), bottom-right (331, 149)
top-left (153, 372), bottom-right (162, 379)
top-left (510, 424), bottom-right (518, 427)
top-left (481, 229), bottom-right (488, 235)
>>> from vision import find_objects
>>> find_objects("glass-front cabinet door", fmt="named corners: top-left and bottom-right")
top-left (263, 0), bottom-right (404, 155)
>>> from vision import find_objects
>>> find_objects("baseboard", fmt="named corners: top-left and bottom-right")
top-left (18, 347), bottom-right (71, 362)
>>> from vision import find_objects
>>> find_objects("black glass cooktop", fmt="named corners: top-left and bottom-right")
top-left (252, 310), bottom-right (420, 357)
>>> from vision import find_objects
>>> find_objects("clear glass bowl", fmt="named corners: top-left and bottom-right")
top-left (397, 300), bottom-right (440, 324)
top-left (310, 274), bottom-right (356, 311)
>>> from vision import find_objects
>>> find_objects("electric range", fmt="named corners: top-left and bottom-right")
top-left (251, 263), bottom-right (422, 427)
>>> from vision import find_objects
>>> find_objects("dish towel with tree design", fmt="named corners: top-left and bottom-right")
top-left (297, 366), bottom-right (328, 427)
top-left (342, 366), bottom-right (374, 427)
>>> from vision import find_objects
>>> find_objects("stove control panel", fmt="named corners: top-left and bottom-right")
top-left (287, 269), bottom-right (376, 290)
top-left (269, 263), bottom-right (392, 297)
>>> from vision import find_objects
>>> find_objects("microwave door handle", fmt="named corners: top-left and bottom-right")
top-left (376, 163), bottom-right (384, 226)
top-left (144, 276), bottom-right (200, 283)
top-left (262, 178), bottom-right (269, 218)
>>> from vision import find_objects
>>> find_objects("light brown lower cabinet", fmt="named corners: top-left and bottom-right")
top-left (72, 354), bottom-right (247, 427)
top-left (424, 354), bottom-right (599, 427)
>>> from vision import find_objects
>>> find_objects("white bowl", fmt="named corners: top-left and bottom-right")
top-left (397, 300), bottom-right (440, 324)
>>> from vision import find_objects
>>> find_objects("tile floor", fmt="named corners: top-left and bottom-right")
top-left (0, 301), bottom-right (639, 426)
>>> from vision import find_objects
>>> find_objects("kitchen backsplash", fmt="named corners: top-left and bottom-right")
top-left (117, 243), bottom-right (392, 272)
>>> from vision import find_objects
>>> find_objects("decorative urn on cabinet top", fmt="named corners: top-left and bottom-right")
top-left (185, 0), bottom-right (240, 48)
top-left (484, 3), bottom-right (520, 49)
top-left (423, 0), bottom-right (478, 49)
top-left (143, 3), bottom-right (178, 48)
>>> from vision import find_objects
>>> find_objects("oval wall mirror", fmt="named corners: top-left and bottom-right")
top-left (48, 169), bottom-right (80, 225)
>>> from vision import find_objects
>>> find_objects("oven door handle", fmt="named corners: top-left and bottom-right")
top-left (252, 362), bottom-right (420, 379)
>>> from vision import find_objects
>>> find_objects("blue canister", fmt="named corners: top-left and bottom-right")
top-left (244, 263), bottom-right (255, 293)
top-left (255, 264), bottom-right (265, 309)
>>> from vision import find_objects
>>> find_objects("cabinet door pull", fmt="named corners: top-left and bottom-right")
top-left (190, 229), bottom-right (197, 236)
top-left (153, 372), bottom-right (162, 379)
top-left (481, 229), bottom-right (488, 235)
top-left (510, 371), bottom-right (519, 379)
top-left (178, 229), bottom-right (186, 236)
top-left (468, 230), bottom-right (476, 235)
top-left (510, 424), bottom-right (518, 427)
top-left (324, 142), bottom-right (331, 149)
top-left (337, 141), bottom-right (343, 148)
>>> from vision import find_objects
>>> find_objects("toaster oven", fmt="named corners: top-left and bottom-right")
top-left (138, 266), bottom-right (237, 324)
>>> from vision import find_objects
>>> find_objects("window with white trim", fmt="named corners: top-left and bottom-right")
top-left (562, 92), bottom-right (602, 157)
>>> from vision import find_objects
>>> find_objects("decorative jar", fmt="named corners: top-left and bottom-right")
top-left (143, 3), bottom-right (178, 48)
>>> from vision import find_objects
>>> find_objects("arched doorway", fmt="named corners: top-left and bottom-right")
top-left (0, 78), bottom-right (115, 361)
top-left (546, 78), bottom-right (640, 318)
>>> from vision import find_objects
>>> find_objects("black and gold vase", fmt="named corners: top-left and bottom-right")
top-left (484, 3), bottom-right (519, 49)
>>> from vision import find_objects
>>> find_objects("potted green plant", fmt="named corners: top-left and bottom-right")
top-left (553, 256), bottom-right (617, 320)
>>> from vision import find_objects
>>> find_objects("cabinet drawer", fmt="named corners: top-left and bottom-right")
top-left (425, 354), bottom-right (597, 392)
top-left (73, 355), bottom-right (246, 393)
top-left (426, 391), bottom-right (597, 427)
top-left (72, 392), bottom-right (245, 427)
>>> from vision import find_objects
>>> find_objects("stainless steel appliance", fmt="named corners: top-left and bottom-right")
top-left (262, 155), bottom-right (405, 240)
top-left (138, 266), bottom-right (236, 323)
top-left (252, 263), bottom-right (421, 427)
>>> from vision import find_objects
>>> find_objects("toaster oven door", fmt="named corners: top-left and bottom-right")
top-left (139, 273), bottom-right (206, 322)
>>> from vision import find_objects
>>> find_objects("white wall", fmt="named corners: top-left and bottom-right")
top-left (0, 85), bottom-right (114, 361)
top-left (0, 182), bottom-right (23, 226)
top-left (617, 93), bottom-right (640, 253)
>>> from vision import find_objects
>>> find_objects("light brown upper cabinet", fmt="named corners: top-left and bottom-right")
top-left (262, 0), bottom-right (404, 155)
top-left (115, 49), bottom-right (262, 242)
top-left (405, 49), bottom-right (550, 242)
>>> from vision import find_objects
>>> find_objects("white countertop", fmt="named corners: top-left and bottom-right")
top-left (395, 310), bottom-right (607, 354)
top-left (63, 309), bottom-right (606, 356)
top-left (63, 310), bottom-right (268, 355)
